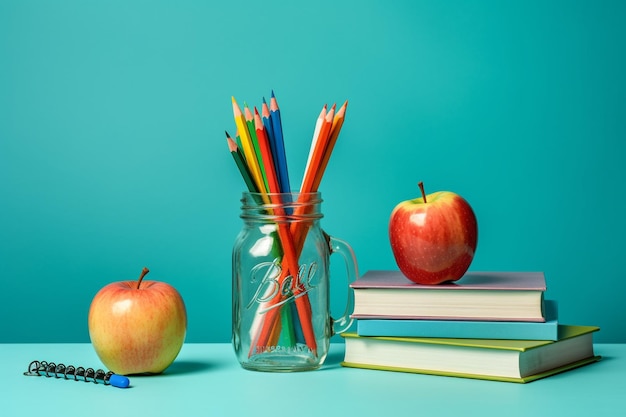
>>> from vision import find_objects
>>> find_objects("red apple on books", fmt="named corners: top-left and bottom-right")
top-left (389, 182), bottom-right (478, 285)
top-left (88, 267), bottom-right (187, 375)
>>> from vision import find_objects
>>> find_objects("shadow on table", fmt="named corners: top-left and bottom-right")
top-left (163, 360), bottom-right (216, 376)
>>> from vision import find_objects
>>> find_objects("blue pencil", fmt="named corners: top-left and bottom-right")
top-left (261, 97), bottom-right (279, 180)
top-left (269, 91), bottom-right (291, 193)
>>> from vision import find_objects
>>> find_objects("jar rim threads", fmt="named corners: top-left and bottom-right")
top-left (240, 192), bottom-right (324, 222)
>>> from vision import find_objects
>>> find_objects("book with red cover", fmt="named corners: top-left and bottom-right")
top-left (351, 270), bottom-right (547, 322)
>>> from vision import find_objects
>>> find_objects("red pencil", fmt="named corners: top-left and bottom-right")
top-left (254, 108), bottom-right (281, 195)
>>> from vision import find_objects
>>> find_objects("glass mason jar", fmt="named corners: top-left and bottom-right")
top-left (232, 192), bottom-right (358, 372)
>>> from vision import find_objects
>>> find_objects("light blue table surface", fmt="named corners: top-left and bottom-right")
top-left (2, 343), bottom-right (623, 417)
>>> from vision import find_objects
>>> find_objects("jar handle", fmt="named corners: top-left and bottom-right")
top-left (326, 233), bottom-right (358, 335)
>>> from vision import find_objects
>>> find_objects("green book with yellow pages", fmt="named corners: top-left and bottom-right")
top-left (341, 325), bottom-right (601, 383)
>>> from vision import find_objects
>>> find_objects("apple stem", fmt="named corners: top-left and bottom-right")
top-left (418, 181), bottom-right (427, 203)
top-left (136, 267), bottom-right (150, 289)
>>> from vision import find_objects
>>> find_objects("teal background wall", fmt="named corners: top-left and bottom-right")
top-left (2, 0), bottom-right (625, 343)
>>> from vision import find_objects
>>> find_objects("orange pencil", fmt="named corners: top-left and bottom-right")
top-left (301, 104), bottom-right (327, 192)
top-left (312, 100), bottom-right (347, 191)
top-left (299, 104), bottom-right (335, 194)
top-left (283, 105), bottom-right (336, 275)
top-left (292, 102), bottom-right (347, 253)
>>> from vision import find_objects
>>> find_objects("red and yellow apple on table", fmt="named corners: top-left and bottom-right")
top-left (88, 267), bottom-right (187, 375)
top-left (85, 182), bottom-right (476, 376)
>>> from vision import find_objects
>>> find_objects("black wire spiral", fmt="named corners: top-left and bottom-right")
top-left (23, 360), bottom-right (115, 385)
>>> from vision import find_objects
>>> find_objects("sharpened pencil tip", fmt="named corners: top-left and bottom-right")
top-left (271, 90), bottom-right (275, 98)
top-left (336, 100), bottom-right (348, 117)
top-left (225, 130), bottom-right (231, 138)
top-left (244, 105), bottom-right (253, 120)
top-left (232, 97), bottom-right (242, 115)
top-left (226, 136), bottom-right (238, 152)
top-left (254, 110), bottom-right (264, 129)
top-left (325, 105), bottom-right (335, 121)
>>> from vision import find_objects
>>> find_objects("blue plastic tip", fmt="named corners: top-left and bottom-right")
top-left (109, 374), bottom-right (130, 388)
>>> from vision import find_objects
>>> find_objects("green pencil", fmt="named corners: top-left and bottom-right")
top-left (226, 131), bottom-right (258, 193)
top-left (244, 103), bottom-right (269, 191)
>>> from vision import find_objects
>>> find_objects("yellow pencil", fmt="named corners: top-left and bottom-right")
top-left (232, 97), bottom-right (266, 193)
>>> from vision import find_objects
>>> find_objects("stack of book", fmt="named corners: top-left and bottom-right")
top-left (341, 270), bottom-right (601, 383)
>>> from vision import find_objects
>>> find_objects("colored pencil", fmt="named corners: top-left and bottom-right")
top-left (261, 98), bottom-right (280, 191)
top-left (299, 104), bottom-right (335, 194)
top-left (312, 100), bottom-right (348, 191)
top-left (226, 131), bottom-right (258, 193)
top-left (301, 104), bottom-right (327, 192)
top-left (234, 130), bottom-right (244, 155)
top-left (277, 302), bottom-right (297, 346)
top-left (261, 98), bottom-right (275, 147)
top-left (288, 105), bottom-right (335, 253)
top-left (232, 97), bottom-right (266, 193)
top-left (292, 102), bottom-right (348, 254)
top-left (270, 91), bottom-right (291, 193)
top-left (244, 103), bottom-right (268, 190)
top-left (253, 108), bottom-right (281, 195)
